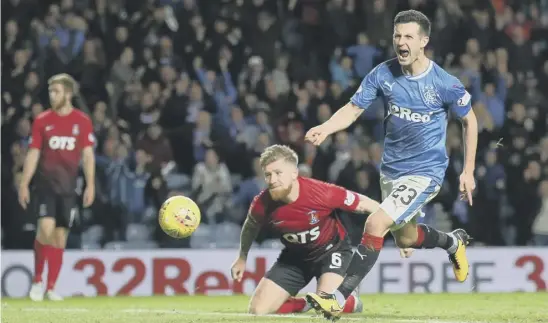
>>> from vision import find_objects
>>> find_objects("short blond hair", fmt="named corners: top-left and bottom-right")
top-left (260, 145), bottom-right (298, 168)
top-left (48, 73), bottom-right (79, 95)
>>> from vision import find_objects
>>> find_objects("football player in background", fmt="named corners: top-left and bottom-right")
top-left (230, 144), bottom-right (410, 315)
top-left (304, 10), bottom-right (478, 320)
top-left (18, 73), bottom-right (96, 301)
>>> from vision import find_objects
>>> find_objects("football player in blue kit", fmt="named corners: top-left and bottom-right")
top-left (304, 10), bottom-right (478, 320)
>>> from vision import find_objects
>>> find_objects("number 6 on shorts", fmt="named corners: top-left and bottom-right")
top-left (379, 175), bottom-right (440, 227)
top-left (330, 252), bottom-right (342, 269)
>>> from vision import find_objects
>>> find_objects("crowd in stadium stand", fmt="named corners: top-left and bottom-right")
top-left (2, 0), bottom-right (548, 249)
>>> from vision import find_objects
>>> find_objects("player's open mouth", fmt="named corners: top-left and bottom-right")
top-left (398, 49), bottom-right (410, 58)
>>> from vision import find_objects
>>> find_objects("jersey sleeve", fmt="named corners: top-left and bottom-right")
top-left (248, 193), bottom-right (266, 225)
top-left (442, 76), bottom-right (472, 119)
top-left (350, 65), bottom-right (381, 110)
top-left (79, 116), bottom-right (95, 148)
top-left (324, 183), bottom-right (360, 212)
top-left (28, 117), bottom-right (43, 149)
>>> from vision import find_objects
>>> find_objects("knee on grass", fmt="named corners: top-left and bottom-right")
top-left (248, 304), bottom-right (274, 316)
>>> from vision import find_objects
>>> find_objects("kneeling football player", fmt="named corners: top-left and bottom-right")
top-left (230, 145), bottom-right (381, 315)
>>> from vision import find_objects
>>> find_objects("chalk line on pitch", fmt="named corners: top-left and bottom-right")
top-left (16, 307), bottom-right (482, 323)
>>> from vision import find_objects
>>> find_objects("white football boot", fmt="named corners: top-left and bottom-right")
top-left (45, 290), bottom-right (64, 301)
top-left (29, 282), bottom-right (44, 301)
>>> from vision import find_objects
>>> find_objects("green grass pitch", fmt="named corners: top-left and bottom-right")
top-left (2, 293), bottom-right (547, 323)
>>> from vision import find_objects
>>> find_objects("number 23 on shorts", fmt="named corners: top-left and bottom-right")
top-left (381, 175), bottom-right (440, 224)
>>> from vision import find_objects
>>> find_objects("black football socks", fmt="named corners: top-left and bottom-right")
top-left (412, 224), bottom-right (458, 253)
top-left (336, 233), bottom-right (384, 301)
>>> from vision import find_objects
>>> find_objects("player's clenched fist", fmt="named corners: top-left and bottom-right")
top-left (18, 185), bottom-right (30, 209)
top-left (231, 257), bottom-right (246, 282)
top-left (399, 248), bottom-right (414, 258)
top-left (305, 125), bottom-right (330, 146)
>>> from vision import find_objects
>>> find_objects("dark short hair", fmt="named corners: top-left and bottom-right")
top-left (394, 10), bottom-right (431, 36)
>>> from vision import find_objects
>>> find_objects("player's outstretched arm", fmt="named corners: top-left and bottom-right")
top-left (305, 103), bottom-right (363, 146)
top-left (459, 109), bottom-right (478, 205)
top-left (354, 194), bottom-right (380, 214)
top-left (307, 66), bottom-right (380, 146)
top-left (322, 103), bottom-right (364, 135)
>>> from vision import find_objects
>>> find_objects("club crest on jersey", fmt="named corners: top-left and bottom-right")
top-left (422, 85), bottom-right (442, 107)
top-left (308, 210), bottom-right (319, 225)
top-left (72, 124), bottom-right (79, 135)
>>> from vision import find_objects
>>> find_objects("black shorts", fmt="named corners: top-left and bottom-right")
top-left (32, 190), bottom-right (77, 229)
top-left (265, 241), bottom-right (353, 296)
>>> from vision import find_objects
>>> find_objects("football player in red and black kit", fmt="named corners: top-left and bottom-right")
top-left (231, 145), bottom-right (384, 315)
top-left (18, 74), bottom-right (96, 301)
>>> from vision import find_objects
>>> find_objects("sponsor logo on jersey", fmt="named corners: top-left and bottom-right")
top-left (48, 136), bottom-right (77, 151)
top-left (389, 105), bottom-right (432, 123)
top-left (308, 210), bottom-right (319, 225)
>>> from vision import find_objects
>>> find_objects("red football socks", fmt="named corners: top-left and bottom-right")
top-left (45, 246), bottom-right (64, 291)
top-left (343, 294), bottom-right (357, 313)
top-left (277, 295), bottom-right (359, 314)
top-left (33, 240), bottom-right (46, 283)
top-left (277, 297), bottom-right (308, 313)
top-left (360, 233), bottom-right (384, 251)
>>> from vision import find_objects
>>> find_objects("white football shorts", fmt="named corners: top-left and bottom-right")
top-left (379, 174), bottom-right (441, 231)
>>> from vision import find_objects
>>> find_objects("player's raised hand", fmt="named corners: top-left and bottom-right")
top-left (18, 185), bottom-right (30, 209)
top-left (83, 186), bottom-right (95, 208)
top-left (459, 171), bottom-right (476, 206)
top-left (230, 257), bottom-right (246, 282)
top-left (305, 125), bottom-right (330, 146)
top-left (399, 248), bottom-right (414, 258)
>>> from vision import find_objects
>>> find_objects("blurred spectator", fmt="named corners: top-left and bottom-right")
top-left (191, 148), bottom-right (232, 224)
top-left (471, 149), bottom-right (506, 245)
top-left (532, 180), bottom-right (548, 245)
top-left (347, 33), bottom-right (382, 78)
top-left (329, 48), bottom-right (355, 91)
top-left (136, 123), bottom-right (174, 173)
top-left (229, 157), bottom-right (267, 223)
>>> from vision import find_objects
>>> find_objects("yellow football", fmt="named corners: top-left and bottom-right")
top-left (158, 195), bottom-right (201, 239)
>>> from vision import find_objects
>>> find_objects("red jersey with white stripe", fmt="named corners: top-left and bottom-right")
top-left (29, 109), bottom-right (94, 195)
top-left (249, 177), bottom-right (360, 261)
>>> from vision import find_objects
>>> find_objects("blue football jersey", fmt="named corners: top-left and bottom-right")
top-left (351, 58), bottom-right (472, 185)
